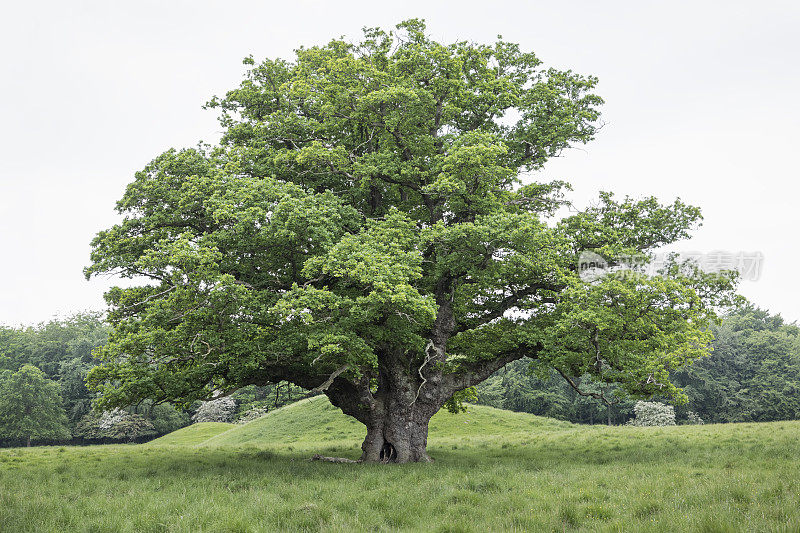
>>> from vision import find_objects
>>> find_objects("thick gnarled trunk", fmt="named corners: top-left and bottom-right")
top-left (325, 354), bottom-right (446, 463)
top-left (322, 347), bottom-right (527, 463)
top-left (360, 402), bottom-right (434, 463)
top-left (356, 363), bottom-right (442, 463)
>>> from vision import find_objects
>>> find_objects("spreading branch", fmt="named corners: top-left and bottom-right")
top-left (555, 368), bottom-right (620, 407)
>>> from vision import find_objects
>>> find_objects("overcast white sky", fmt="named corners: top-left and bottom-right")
top-left (1, 0), bottom-right (798, 326)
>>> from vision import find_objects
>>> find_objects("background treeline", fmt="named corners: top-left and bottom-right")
top-left (0, 313), bottom-right (304, 446)
top-left (1, 305), bottom-right (798, 445)
top-left (476, 305), bottom-right (800, 424)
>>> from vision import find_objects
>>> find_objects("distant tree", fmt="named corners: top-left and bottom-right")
top-left (0, 314), bottom-right (111, 438)
top-left (192, 398), bottom-right (237, 423)
top-left (57, 357), bottom-right (94, 423)
top-left (476, 358), bottom-right (635, 425)
top-left (72, 413), bottom-right (104, 440)
top-left (0, 365), bottom-right (71, 446)
top-left (0, 327), bottom-right (26, 372)
top-left (0, 313), bottom-right (108, 379)
top-left (86, 20), bottom-right (737, 462)
top-left (140, 402), bottom-right (190, 435)
top-left (672, 304), bottom-right (800, 423)
top-left (232, 382), bottom-right (306, 414)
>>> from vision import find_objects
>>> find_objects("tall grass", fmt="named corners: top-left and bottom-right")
top-left (1, 398), bottom-right (798, 532)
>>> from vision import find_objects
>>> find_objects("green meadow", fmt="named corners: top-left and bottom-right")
top-left (1, 396), bottom-right (798, 532)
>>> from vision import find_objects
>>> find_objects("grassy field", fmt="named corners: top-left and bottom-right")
top-left (1, 397), bottom-right (799, 532)
top-left (147, 422), bottom-right (235, 446)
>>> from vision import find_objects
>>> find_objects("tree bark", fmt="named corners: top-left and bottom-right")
top-left (27, 436), bottom-right (31, 447)
top-left (359, 396), bottom-right (435, 464)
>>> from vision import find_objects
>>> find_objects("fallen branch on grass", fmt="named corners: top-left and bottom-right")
top-left (310, 454), bottom-right (361, 464)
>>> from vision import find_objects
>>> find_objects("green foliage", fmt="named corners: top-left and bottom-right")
top-left (0, 313), bottom-right (108, 378)
top-left (84, 19), bottom-right (737, 451)
top-left (232, 382), bottom-right (308, 416)
top-left (0, 313), bottom-right (109, 429)
top-left (57, 357), bottom-right (93, 423)
top-left (537, 272), bottom-right (723, 403)
top-left (476, 359), bottom-right (634, 424)
top-left (443, 386), bottom-right (477, 414)
top-left (0, 365), bottom-right (71, 444)
top-left (0, 315), bottom-right (194, 444)
top-left (142, 402), bottom-right (190, 435)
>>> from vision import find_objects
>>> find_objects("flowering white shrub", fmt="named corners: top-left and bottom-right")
top-left (192, 397), bottom-right (236, 423)
top-left (98, 408), bottom-right (128, 430)
top-left (75, 408), bottom-right (156, 441)
top-left (686, 411), bottom-right (705, 425)
top-left (626, 401), bottom-right (676, 426)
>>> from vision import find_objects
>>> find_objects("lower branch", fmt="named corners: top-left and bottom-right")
top-left (307, 365), bottom-right (349, 395)
top-left (443, 343), bottom-right (541, 393)
top-left (555, 368), bottom-right (620, 407)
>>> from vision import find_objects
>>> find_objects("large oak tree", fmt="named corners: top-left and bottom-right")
top-left (86, 20), bottom-right (735, 462)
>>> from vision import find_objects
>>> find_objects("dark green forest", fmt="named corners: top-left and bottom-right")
top-left (476, 305), bottom-right (800, 425)
top-left (1, 304), bottom-right (798, 446)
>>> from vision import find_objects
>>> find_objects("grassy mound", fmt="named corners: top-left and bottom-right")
top-left (198, 395), bottom-right (572, 448)
top-left (147, 422), bottom-right (235, 446)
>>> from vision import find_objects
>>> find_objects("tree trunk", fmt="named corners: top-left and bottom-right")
top-left (360, 404), bottom-right (434, 464)
top-left (27, 436), bottom-right (31, 447)
top-left (325, 357), bottom-right (444, 464)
